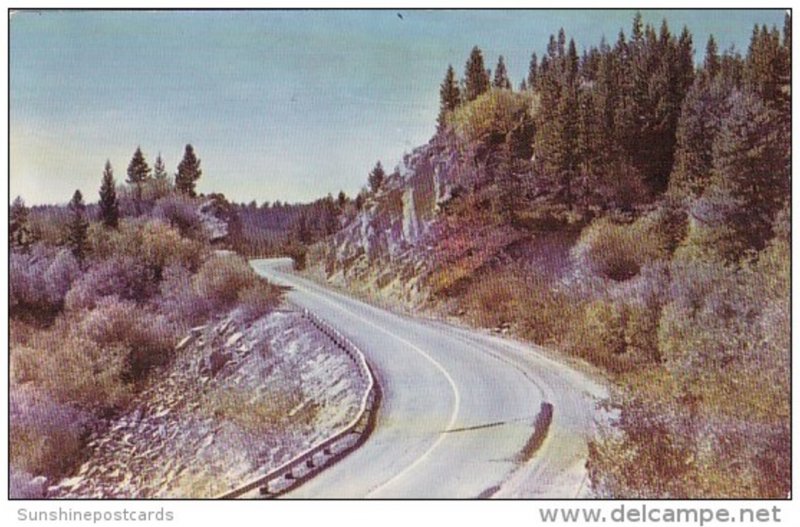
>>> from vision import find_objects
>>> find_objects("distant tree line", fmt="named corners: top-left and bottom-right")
top-left (11, 144), bottom-right (206, 265)
top-left (431, 12), bottom-right (790, 260)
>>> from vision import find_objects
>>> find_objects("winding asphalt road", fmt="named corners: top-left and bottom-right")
top-left (251, 259), bottom-right (606, 499)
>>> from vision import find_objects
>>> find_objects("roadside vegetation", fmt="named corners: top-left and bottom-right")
top-left (297, 14), bottom-right (790, 498)
top-left (9, 145), bottom-right (282, 489)
top-left (9, 12), bottom-right (790, 500)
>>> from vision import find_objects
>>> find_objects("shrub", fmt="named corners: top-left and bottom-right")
top-left (460, 266), bottom-right (581, 347)
top-left (193, 254), bottom-right (254, 305)
top-left (284, 242), bottom-right (307, 270)
top-left (588, 380), bottom-right (698, 498)
top-left (461, 271), bottom-right (518, 328)
top-left (65, 256), bottom-right (156, 311)
top-left (449, 89), bottom-right (537, 146)
top-left (572, 217), bottom-right (666, 282)
top-left (80, 297), bottom-right (177, 381)
top-left (155, 263), bottom-right (209, 325)
top-left (138, 220), bottom-right (206, 276)
top-left (624, 301), bottom-right (661, 363)
top-left (11, 334), bottom-right (131, 410)
top-left (634, 198), bottom-right (689, 257)
top-left (10, 245), bottom-right (79, 319)
top-left (566, 300), bottom-right (629, 372)
top-left (90, 220), bottom-right (206, 278)
top-left (235, 280), bottom-right (282, 323)
top-left (10, 390), bottom-right (88, 478)
top-left (152, 195), bottom-right (205, 240)
top-left (27, 206), bottom-right (70, 246)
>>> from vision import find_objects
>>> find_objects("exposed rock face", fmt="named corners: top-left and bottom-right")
top-left (48, 310), bottom-right (367, 499)
top-left (313, 138), bottom-right (502, 305)
top-left (197, 199), bottom-right (230, 242)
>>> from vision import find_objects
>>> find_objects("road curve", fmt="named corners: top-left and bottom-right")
top-left (251, 258), bottom-right (606, 499)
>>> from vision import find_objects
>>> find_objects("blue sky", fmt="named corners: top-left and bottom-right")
top-left (10, 9), bottom-right (786, 205)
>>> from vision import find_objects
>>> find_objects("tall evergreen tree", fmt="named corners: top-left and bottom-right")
top-left (784, 11), bottom-right (791, 50)
top-left (98, 159), bottom-right (119, 229)
top-left (9, 196), bottom-right (33, 252)
top-left (631, 12), bottom-right (644, 42)
top-left (719, 46), bottom-right (745, 89)
top-left (437, 65), bottom-right (461, 130)
top-left (745, 24), bottom-right (789, 109)
top-left (126, 147), bottom-right (151, 214)
top-left (337, 190), bottom-right (348, 210)
top-left (493, 55), bottom-right (512, 89)
top-left (699, 90), bottom-right (789, 259)
top-left (175, 144), bottom-right (202, 196)
top-left (295, 212), bottom-right (312, 245)
top-left (534, 34), bottom-right (581, 210)
top-left (322, 194), bottom-right (340, 235)
top-left (557, 28), bottom-right (567, 56)
top-left (704, 34), bottom-right (720, 78)
top-left (670, 75), bottom-right (728, 198)
top-left (153, 153), bottom-right (168, 180)
top-left (527, 52), bottom-right (539, 90)
top-left (464, 46), bottom-right (490, 101)
top-left (67, 190), bottom-right (89, 265)
top-left (368, 161), bottom-right (386, 193)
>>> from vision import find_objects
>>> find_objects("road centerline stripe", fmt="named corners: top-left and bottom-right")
top-left (259, 265), bottom-right (462, 497)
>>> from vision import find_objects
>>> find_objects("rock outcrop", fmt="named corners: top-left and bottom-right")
top-left (312, 136), bottom-right (520, 305)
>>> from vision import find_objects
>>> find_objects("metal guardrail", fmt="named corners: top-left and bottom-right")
top-left (216, 309), bottom-right (380, 499)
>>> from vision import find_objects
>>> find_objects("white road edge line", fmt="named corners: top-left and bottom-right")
top-left (264, 266), bottom-right (462, 497)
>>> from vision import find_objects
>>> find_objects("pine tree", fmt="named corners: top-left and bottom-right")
top-left (518, 79), bottom-right (528, 91)
top-left (557, 28), bottom-right (567, 56)
top-left (464, 46), bottom-right (490, 101)
top-left (702, 90), bottom-right (789, 257)
top-left (126, 147), bottom-right (151, 214)
top-left (175, 144), bottom-right (202, 196)
top-left (491, 143), bottom-right (522, 225)
top-left (493, 55), bottom-right (511, 89)
top-left (719, 46), bottom-right (745, 89)
top-left (527, 52), bottom-right (539, 89)
top-left (669, 75), bottom-right (727, 198)
top-left (368, 161), bottom-right (385, 193)
top-left (322, 194), bottom-right (339, 235)
top-left (745, 24), bottom-right (788, 109)
top-left (295, 212), bottom-right (312, 245)
top-left (337, 190), bottom-right (348, 210)
top-left (98, 159), bottom-right (119, 229)
top-left (9, 196), bottom-right (33, 252)
top-left (784, 11), bottom-right (791, 50)
top-left (437, 65), bottom-right (461, 130)
top-left (534, 35), bottom-right (580, 210)
top-left (705, 34), bottom-right (720, 78)
top-left (67, 190), bottom-right (89, 265)
top-left (577, 85), bottom-right (603, 208)
top-left (153, 153), bottom-right (168, 180)
top-left (632, 12), bottom-right (644, 43)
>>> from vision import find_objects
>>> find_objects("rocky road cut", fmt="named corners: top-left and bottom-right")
top-left (251, 259), bottom-right (606, 499)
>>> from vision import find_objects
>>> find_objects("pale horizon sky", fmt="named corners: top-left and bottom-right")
top-left (10, 9), bottom-right (786, 206)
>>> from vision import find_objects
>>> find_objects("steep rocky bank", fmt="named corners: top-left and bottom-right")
top-left (310, 134), bottom-right (532, 312)
top-left (47, 308), bottom-right (368, 499)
